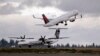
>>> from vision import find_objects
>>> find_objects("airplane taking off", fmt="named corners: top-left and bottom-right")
top-left (18, 29), bottom-right (69, 48)
top-left (33, 10), bottom-right (82, 27)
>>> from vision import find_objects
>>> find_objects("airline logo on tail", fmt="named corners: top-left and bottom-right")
top-left (42, 14), bottom-right (49, 24)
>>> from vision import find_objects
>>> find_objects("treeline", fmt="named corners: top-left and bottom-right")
top-left (0, 38), bottom-right (100, 48)
top-left (54, 43), bottom-right (100, 48)
top-left (0, 39), bottom-right (18, 48)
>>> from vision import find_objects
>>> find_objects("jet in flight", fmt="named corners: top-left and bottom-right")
top-left (33, 10), bottom-right (82, 27)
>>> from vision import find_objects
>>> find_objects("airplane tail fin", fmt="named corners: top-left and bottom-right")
top-left (49, 28), bottom-right (68, 39)
top-left (42, 14), bottom-right (49, 24)
top-left (48, 28), bottom-right (69, 39)
top-left (55, 28), bottom-right (60, 39)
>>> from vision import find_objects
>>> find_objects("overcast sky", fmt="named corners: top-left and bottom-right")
top-left (0, 0), bottom-right (100, 45)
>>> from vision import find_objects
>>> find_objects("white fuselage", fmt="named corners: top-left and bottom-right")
top-left (44, 10), bottom-right (79, 27)
top-left (18, 39), bottom-right (58, 46)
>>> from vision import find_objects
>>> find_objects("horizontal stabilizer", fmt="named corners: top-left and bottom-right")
top-left (58, 37), bottom-right (69, 39)
top-left (48, 37), bottom-right (69, 39)
top-left (8, 37), bottom-right (34, 39)
top-left (8, 37), bottom-right (19, 39)
top-left (24, 38), bottom-right (34, 39)
top-left (33, 14), bottom-right (43, 19)
top-left (49, 28), bottom-right (68, 29)
top-left (35, 24), bottom-right (45, 26)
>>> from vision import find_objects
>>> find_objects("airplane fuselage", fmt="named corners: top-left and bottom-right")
top-left (43, 10), bottom-right (79, 27)
top-left (18, 39), bottom-right (58, 46)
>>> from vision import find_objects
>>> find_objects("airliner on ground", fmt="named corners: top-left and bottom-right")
top-left (33, 10), bottom-right (82, 27)
top-left (18, 28), bottom-right (69, 48)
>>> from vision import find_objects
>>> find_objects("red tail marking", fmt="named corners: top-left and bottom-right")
top-left (42, 14), bottom-right (49, 24)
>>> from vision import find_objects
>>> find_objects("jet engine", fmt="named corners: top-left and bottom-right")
top-left (60, 21), bottom-right (63, 23)
top-left (70, 19), bottom-right (75, 22)
top-left (69, 15), bottom-right (76, 22)
top-left (56, 23), bottom-right (59, 25)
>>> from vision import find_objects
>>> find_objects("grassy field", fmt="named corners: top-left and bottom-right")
top-left (0, 53), bottom-right (100, 56)
top-left (0, 48), bottom-right (100, 56)
top-left (0, 48), bottom-right (100, 54)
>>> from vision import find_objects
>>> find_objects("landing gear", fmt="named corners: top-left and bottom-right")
top-left (65, 23), bottom-right (67, 26)
top-left (56, 23), bottom-right (59, 25)
top-left (47, 42), bottom-right (51, 48)
top-left (60, 21), bottom-right (63, 23)
top-left (28, 45), bottom-right (32, 48)
top-left (65, 21), bottom-right (67, 26)
top-left (19, 45), bottom-right (22, 48)
top-left (48, 45), bottom-right (51, 48)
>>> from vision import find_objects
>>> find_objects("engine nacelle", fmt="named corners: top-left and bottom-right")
top-left (56, 23), bottom-right (59, 25)
top-left (70, 19), bottom-right (75, 22)
top-left (65, 24), bottom-right (67, 26)
top-left (60, 21), bottom-right (63, 23)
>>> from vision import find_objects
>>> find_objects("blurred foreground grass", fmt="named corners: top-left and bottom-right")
top-left (0, 48), bottom-right (100, 54)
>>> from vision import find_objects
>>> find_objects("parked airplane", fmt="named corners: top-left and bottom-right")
top-left (33, 10), bottom-right (82, 27)
top-left (18, 29), bottom-right (69, 48)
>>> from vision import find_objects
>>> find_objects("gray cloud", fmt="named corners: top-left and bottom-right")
top-left (18, 0), bottom-right (100, 14)
top-left (20, 0), bottom-right (39, 7)
top-left (56, 0), bottom-right (100, 14)
top-left (19, 0), bottom-right (55, 7)
top-left (0, 0), bottom-right (53, 15)
top-left (0, 0), bottom-right (100, 15)
top-left (0, 3), bottom-right (21, 15)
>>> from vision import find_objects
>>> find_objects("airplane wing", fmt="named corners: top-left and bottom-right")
top-left (8, 37), bottom-right (19, 39)
top-left (58, 37), bottom-right (69, 39)
top-left (49, 28), bottom-right (68, 29)
top-left (48, 37), bottom-right (69, 39)
top-left (25, 38), bottom-right (34, 39)
top-left (35, 24), bottom-right (45, 26)
top-left (48, 38), bottom-right (57, 39)
top-left (33, 14), bottom-right (53, 20)
top-left (8, 37), bottom-right (34, 39)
